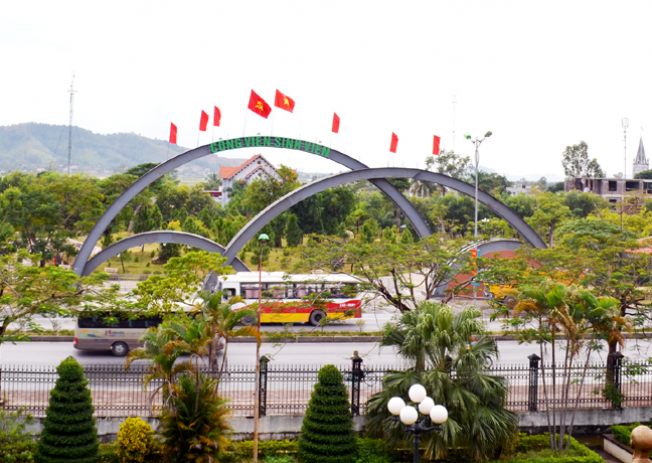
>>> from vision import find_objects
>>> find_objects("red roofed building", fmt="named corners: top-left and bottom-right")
top-left (218, 154), bottom-right (281, 206)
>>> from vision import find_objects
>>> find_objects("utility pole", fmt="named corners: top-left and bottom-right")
top-left (67, 75), bottom-right (76, 175)
top-left (621, 117), bottom-right (629, 230)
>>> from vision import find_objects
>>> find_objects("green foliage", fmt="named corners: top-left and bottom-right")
top-left (223, 439), bottom-right (297, 462)
top-left (366, 302), bottom-right (518, 462)
top-left (158, 372), bottom-right (230, 463)
top-left (298, 365), bottom-right (357, 463)
top-left (491, 434), bottom-right (602, 462)
top-left (36, 356), bottom-right (98, 463)
top-left (561, 141), bottom-right (604, 178)
top-left (0, 409), bottom-right (36, 463)
top-left (117, 417), bottom-right (155, 463)
top-left (611, 423), bottom-right (639, 446)
top-left (97, 443), bottom-right (120, 463)
top-left (353, 438), bottom-right (394, 463)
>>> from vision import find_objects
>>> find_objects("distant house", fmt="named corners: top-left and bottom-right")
top-left (217, 154), bottom-right (281, 206)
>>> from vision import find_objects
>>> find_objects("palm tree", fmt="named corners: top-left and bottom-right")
top-left (366, 302), bottom-right (517, 462)
top-left (193, 291), bottom-right (256, 379)
top-left (125, 316), bottom-right (205, 409)
top-left (159, 370), bottom-right (230, 463)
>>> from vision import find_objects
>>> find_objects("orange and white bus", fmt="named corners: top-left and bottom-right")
top-left (218, 272), bottom-right (363, 326)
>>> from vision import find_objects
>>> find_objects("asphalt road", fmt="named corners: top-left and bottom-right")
top-left (3, 338), bottom-right (652, 368)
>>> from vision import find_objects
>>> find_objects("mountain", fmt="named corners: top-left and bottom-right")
top-left (0, 123), bottom-right (243, 181)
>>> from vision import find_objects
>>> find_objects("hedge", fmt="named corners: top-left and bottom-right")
top-left (490, 434), bottom-right (602, 463)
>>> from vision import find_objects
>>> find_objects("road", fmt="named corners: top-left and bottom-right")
top-left (3, 338), bottom-right (652, 368)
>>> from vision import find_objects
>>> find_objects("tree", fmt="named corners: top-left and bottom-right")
top-left (36, 357), bottom-right (99, 463)
top-left (561, 141), bottom-right (605, 178)
top-left (634, 169), bottom-right (652, 179)
top-left (284, 212), bottom-right (303, 246)
top-left (528, 192), bottom-right (571, 247)
top-left (365, 302), bottom-right (517, 461)
top-left (298, 365), bottom-right (357, 463)
top-left (159, 371), bottom-right (230, 463)
top-left (563, 191), bottom-right (607, 218)
top-left (297, 233), bottom-right (465, 312)
top-left (0, 251), bottom-right (115, 358)
top-left (433, 150), bottom-right (472, 180)
top-left (510, 282), bottom-right (623, 450)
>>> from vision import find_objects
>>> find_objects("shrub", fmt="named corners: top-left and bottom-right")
top-left (0, 409), bottom-right (36, 463)
top-left (159, 372), bottom-right (230, 463)
top-left (354, 437), bottom-right (393, 463)
top-left (117, 417), bottom-right (154, 463)
top-left (611, 423), bottom-right (639, 446)
top-left (298, 364), bottom-right (357, 463)
top-left (36, 356), bottom-right (99, 463)
top-left (490, 434), bottom-right (603, 463)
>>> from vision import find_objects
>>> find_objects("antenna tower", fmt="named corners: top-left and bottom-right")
top-left (67, 75), bottom-right (76, 175)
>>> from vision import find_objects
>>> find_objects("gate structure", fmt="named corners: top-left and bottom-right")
top-left (73, 137), bottom-right (545, 276)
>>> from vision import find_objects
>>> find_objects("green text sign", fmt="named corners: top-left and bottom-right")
top-left (209, 136), bottom-right (330, 158)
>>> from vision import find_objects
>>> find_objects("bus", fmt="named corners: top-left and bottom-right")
top-left (73, 312), bottom-right (162, 357)
top-left (218, 272), bottom-right (363, 326)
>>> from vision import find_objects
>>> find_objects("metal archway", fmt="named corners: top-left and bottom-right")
top-left (82, 231), bottom-right (249, 275)
top-left (73, 136), bottom-right (431, 275)
top-left (222, 167), bottom-right (546, 265)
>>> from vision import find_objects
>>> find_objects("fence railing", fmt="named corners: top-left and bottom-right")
top-left (1, 353), bottom-right (649, 418)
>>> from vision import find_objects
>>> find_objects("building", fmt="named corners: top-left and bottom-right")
top-left (565, 138), bottom-right (652, 205)
top-left (217, 154), bottom-right (281, 206)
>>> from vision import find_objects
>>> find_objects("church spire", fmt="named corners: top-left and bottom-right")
top-left (633, 136), bottom-right (649, 176)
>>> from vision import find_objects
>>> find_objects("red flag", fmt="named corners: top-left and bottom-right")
top-left (199, 110), bottom-right (209, 131)
top-left (390, 132), bottom-right (399, 153)
top-left (332, 112), bottom-right (340, 133)
top-left (213, 106), bottom-right (221, 127)
top-left (432, 135), bottom-right (441, 155)
top-left (248, 90), bottom-right (272, 118)
top-left (274, 89), bottom-right (295, 112)
top-left (169, 123), bottom-right (177, 144)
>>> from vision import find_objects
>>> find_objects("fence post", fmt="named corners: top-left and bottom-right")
top-left (528, 353), bottom-right (540, 412)
top-left (258, 355), bottom-right (270, 417)
top-left (351, 351), bottom-right (363, 416)
top-left (607, 351), bottom-right (624, 409)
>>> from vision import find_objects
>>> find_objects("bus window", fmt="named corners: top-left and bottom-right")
top-left (222, 288), bottom-right (236, 299)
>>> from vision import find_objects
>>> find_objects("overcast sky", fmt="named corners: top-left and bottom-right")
top-left (3, 0), bottom-right (652, 180)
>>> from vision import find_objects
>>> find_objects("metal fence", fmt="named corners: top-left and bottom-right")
top-left (2, 355), bottom-right (651, 418)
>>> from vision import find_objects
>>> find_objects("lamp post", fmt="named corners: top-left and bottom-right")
top-left (465, 131), bottom-right (492, 303)
top-left (387, 384), bottom-right (448, 463)
top-left (252, 232), bottom-right (269, 463)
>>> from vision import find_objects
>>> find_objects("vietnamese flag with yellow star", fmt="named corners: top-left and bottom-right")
top-left (248, 90), bottom-right (272, 118)
top-left (274, 89), bottom-right (295, 112)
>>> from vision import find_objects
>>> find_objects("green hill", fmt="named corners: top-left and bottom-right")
top-left (0, 123), bottom-right (242, 181)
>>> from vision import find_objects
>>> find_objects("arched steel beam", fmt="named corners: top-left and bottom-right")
top-left (73, 137), bottom-right (431, 275)
top-left (82, 231), bottom-right (249, 275)
top-left (223, 168), bottom-right (546, 265)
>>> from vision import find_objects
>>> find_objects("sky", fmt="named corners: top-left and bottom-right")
top-left (3, 0), bottom-right (652, 181)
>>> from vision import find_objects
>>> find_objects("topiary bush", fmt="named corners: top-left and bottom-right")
top-left (297, 364), bottom-right (357, 463)
top-left (117, 417), bottom-right (155, 463)
top-left (36, 356), bottom-right (99, 463)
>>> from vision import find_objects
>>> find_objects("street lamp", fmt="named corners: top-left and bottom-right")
top-left (387, 383), bottom-right (448, 463)
top-left (465, 131), bottom-right (492, 303)
top-left (252, 232), bottom-right (269, 463)
top-left (464, 131), bottom-right (493, 240)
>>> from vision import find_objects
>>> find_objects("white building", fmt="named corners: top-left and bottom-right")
top-left (218, 154), bottom-right (281, 206)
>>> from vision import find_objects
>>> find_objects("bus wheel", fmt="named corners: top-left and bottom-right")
top-left (111, 342), bottom-right (129, 357)
top-left (308, 310), bottom-right (326, 327)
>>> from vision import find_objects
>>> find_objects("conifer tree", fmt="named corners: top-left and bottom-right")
top-left (298, 364), bottom-right (357, 463)
top-left (36, 356), bottom-right (98, 463)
